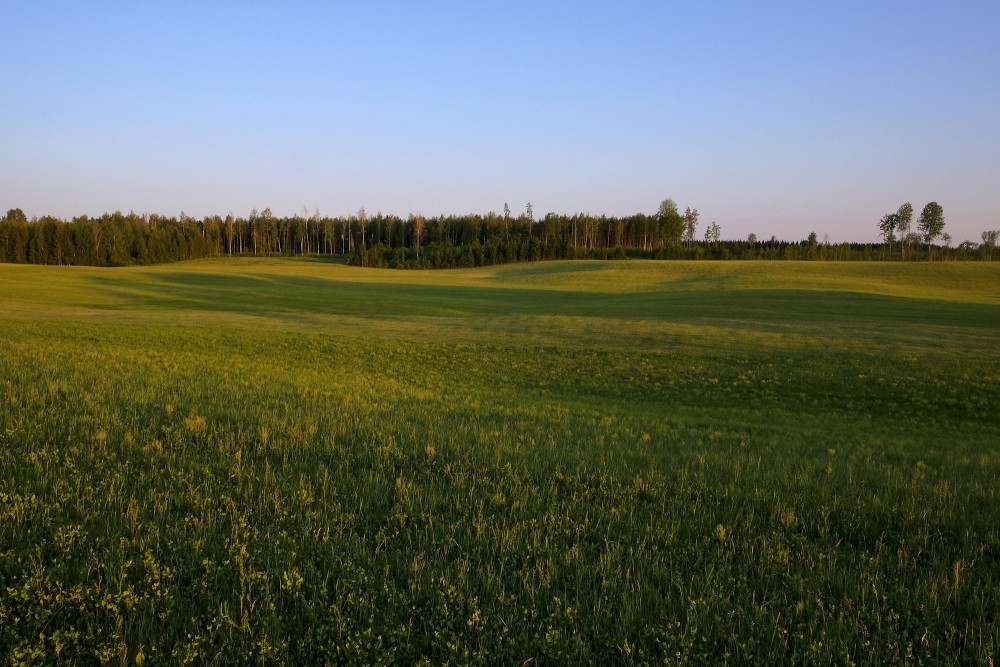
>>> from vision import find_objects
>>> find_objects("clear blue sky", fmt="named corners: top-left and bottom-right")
top-left (3, 1), bottom-right (998, 242)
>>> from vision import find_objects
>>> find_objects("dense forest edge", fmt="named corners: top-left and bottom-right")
top-left (2, 201), bottom-right (998, 268)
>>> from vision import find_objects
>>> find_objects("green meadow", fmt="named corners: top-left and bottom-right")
top-left (1, 258), bottom-right (998, 665)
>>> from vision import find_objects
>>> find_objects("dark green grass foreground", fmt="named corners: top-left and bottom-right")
top-left (1, 259), bottom-right (998, 664)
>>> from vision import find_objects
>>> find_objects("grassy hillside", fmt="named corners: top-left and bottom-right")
top-left (1, 259), bottom-right (999, 664)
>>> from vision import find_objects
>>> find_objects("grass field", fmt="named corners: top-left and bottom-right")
top-left (1, 258), bottom-right (999, 664)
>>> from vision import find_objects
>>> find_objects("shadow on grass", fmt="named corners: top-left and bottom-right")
top-left (86, 271), bottom-right (1000, 335)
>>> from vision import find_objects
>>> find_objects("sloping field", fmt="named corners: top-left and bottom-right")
top-left (1, 259), bottom-right (999, 664)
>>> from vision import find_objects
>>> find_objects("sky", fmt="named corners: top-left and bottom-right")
top-left (2, 1), bottom-right (998, 243)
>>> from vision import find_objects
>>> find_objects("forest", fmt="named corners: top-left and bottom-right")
top-left (2, 201), bottom-right (997, 268)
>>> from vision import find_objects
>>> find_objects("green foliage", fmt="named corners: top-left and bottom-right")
top-left (704, 221), bottom-right (721, 247)
top-left (982, 230), bottom-right (1000, 261)
top-left (878, 212), bottom-right (898, 244)
top-left (657, 199), bottom-right (685, 247)
top-left (0, 201), bottom-right (993, 268)
top-left (1, 259), bottom-right (999, 664)
top-left (896, 202), bottom-right (914, 231)
top-left (683, 207), bottom-right (699, 247)
top-left (918, 202), bottom-right (946, 256)
top-left (5, 208), bottom-right (27, 224)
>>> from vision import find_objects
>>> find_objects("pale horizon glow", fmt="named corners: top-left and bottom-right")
top-left (2, 2), bottom-right (998, 244)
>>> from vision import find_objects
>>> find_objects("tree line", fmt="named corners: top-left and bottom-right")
top-left (2, 200), bottom-right (997, 268)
